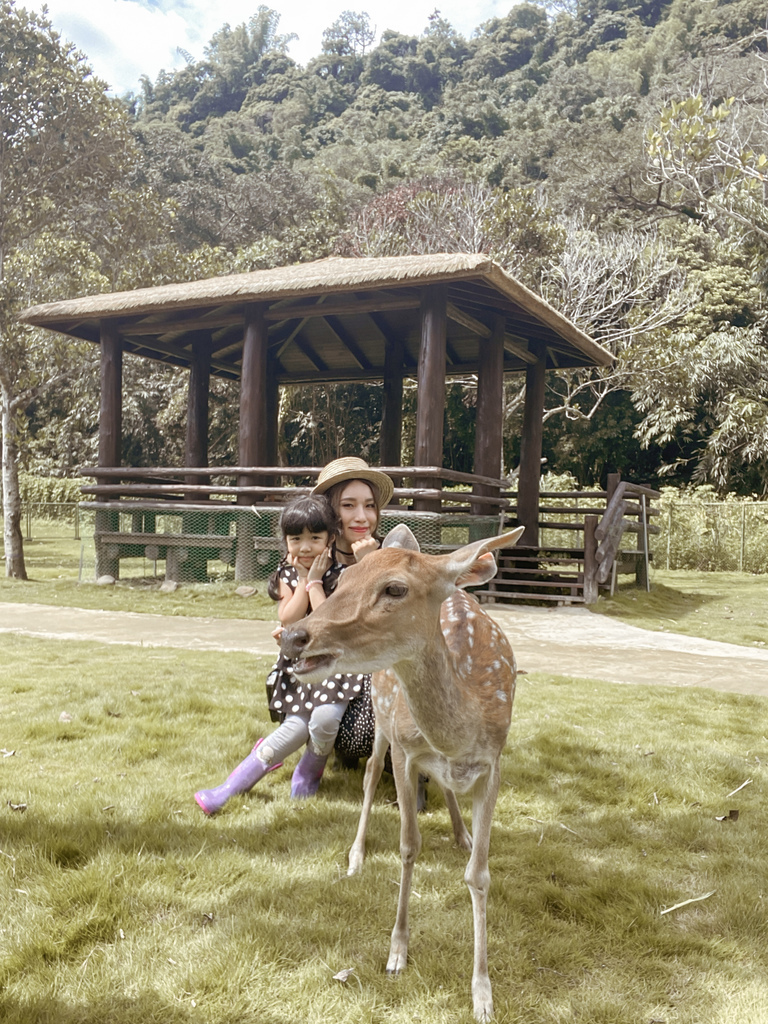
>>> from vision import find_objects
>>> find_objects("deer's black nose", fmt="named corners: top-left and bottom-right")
top-left (281, 626), bottom-right (309, 659)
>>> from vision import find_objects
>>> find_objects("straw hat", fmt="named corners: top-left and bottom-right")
top-left (311, 457), bottom-right (394, 509)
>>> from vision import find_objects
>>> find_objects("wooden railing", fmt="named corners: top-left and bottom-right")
top-left (78, 465), bottom-right (510, 516)
top-left (501, 477), bottom-right (661, 603)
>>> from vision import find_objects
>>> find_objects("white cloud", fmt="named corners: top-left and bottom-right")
top-left (36, 0), bottom-right (509, 95)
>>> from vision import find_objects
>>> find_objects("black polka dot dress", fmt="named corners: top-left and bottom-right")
top-left (268, 563), bottom-right (367, 718)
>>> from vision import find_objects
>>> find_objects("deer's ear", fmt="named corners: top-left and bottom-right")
top-left (445, 527), bottom-right (524, 590)
top-left (456, 551), bottom-right (498, 589)
top-left (382, 524), bottom-right (421, 551)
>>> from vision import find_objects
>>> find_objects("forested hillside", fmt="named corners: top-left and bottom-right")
top-left (4, 0), bottom-right (768, 501)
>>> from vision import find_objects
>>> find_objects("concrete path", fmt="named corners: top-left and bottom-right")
top-left (1, 601), bottom-right (766, 698)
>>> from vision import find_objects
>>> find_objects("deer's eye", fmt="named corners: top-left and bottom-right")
top-left (385, 583), bottom-right (408, 598)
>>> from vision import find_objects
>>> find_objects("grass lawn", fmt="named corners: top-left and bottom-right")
top-left (0, 634), bottom-right (766, 1023)
top-left (0, 522), bottom-right (276, 620)
top-left (596, 570), bottom-right (768, 650)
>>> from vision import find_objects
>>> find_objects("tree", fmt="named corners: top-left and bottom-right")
top-left (0, 0), bottom-right (132, 577)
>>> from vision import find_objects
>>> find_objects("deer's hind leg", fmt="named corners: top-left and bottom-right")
top-left (387, 742), bottom-right (421, 975)
top-left (439, 785), bottom-right (473, 851)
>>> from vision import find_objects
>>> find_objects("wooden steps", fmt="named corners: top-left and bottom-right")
top-left (478, 545), bottom-right (587, 605)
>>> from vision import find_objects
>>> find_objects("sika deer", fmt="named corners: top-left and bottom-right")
top-left (281, 524), bottom-right (524, 1023)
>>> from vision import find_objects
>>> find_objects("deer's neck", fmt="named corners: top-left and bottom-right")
top-left (392, 631), bottom-right (471, 757)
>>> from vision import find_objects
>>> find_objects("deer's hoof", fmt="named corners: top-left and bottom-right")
top-left (472, 977), bottom-right (494, 1021)
top-left (347, 851), bottom-right (364, 876)
top-left (386, 951), bottom-right (407, 975)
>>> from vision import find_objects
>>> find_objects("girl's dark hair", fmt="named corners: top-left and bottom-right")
top-left (267, 495), bottom-right (340, 600)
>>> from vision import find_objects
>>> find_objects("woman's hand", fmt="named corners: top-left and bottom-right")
top-left (307, 547), bottom-right (332, 581)
top-left (352, 537), bottom-right (378, 561)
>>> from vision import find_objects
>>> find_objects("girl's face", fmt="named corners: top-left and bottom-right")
top-left (285, 527), bottom-right (330, 569)
top-left (337, 480), bottom-right (378, 546)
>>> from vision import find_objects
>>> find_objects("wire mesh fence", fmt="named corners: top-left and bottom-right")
top-left (8, 498), bottom-right (768, 580)
top-left (657, 501), bottom-right (768, 573)
top-left (74, 503), bottom-right (498, 584)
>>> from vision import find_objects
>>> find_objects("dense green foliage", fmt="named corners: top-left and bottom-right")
top-left (4, 0), bottom-right (768, 495)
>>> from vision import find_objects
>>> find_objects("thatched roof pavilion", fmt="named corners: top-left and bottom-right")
top-left (20, 254), bottom-right (612, 579)
top-left (21, 253), bottom-right (608, 380)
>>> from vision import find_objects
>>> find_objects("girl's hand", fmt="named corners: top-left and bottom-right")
top-left (307, 547), bottom-right (331, 581)
top-left (290, 553), bottom-right (309, 579)
top-left (352, 537), bottom-right (378, 561)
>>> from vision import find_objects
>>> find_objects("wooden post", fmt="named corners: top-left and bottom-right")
top-left (471, 314), bottom-right (504, 517)
top-left (636, 493), bottom-right (650, 592)
top-left (583, 513), bottom-right (598, 604)
top-left (184, 335), bottom-right (211, 494)
top-left (606, 472), bottom-right (621, 502)
top-left (98, 322), bottom-right (122, 474)
top-left (182, 335), bottom-right (212, 580)
top-left (414, 285), bottom-right (447, 512)
top-left (96, 321), bottom-right (122, 579)
top-left (380, 334), bottom-right (404, 475)
top-left (517, 342), bottom-right (547, 548)
top-left (266, 367), bottom-right (279, 473)
top-left (236, 303), bottom-right (268, 580)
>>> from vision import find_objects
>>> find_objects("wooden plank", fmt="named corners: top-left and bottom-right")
top-left (517, 342), bottom-right (546, 546)
top-left (98, 322), bottom-right (122, 474)
top-left (96, 532), bottom-right (234, 548)
top-left (238, 303), bottom-right (269, 509)
top-left (380, 334), bottom-right (404, 467)
top-left (414, 285), bottom-right (447, 511)
top-left (185, 334), bottom-right (211, 496)
top-left (583, 513), bottom-right (598, 605)
top-left (594, 485), bottom-right (628, 542)
top-left (323, 315), bottom-right (373, 370)
top-left (503, 337), bottom-right (537, 364)
top-left (264, 293), bottom-right (421, 321)
top-left (472, 314), bottom-right (504, 515)
top-left (472, 590), bottom-right (584, 603)
top-left (79, 464), bottom-right (509, 488)
top-left (292, 334), bottom-right (328, 372)
top-left (446, 302), bottom-right (491, 337)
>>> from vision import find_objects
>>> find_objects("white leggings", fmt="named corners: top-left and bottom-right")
top-left (257, 703), bottom-right (347, 765)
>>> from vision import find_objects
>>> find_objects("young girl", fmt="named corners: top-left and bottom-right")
top-left (194, 494), bottom-right (365, 813)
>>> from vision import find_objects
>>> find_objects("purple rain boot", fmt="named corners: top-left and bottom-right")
top-left (290, 744), bottom-right (329, 799)
top-left (194, 738), bottom-right (283, 815)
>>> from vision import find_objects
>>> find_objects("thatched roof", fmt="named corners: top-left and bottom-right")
top-left (19, 254), bottom-right (611, 382)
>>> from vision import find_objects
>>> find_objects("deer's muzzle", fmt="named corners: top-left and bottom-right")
top-left (281, 625), bottom-right (340, 680)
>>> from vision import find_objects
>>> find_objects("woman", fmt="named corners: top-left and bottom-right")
top-left (309, 457), bottom-right (394, 774)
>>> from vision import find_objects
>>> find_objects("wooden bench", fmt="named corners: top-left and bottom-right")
top-left (95, 531), bottom-right (235, 580)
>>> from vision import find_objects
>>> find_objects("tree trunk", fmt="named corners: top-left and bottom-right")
top-left (1, 386), bottom-right (27, 579)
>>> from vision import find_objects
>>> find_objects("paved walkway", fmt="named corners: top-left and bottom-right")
top-left (1, 601), bottom-right (766, 698)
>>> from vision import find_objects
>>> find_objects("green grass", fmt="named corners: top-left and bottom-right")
top-left (1, 633), bottom-right (766, 1023)
top-left (596, 569), bottom-right (768, 650)
top-left (0, 521), bottom-right (277, 620)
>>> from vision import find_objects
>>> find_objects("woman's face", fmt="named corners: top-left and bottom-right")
top-left (336, 480), bottom-right (378, 546)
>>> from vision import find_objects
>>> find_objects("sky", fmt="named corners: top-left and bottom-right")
top-left (36, 0), bottom-right (510, 96)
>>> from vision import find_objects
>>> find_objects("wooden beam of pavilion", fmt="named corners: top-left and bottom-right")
top-left (323, 315), bottom-right (373, 370)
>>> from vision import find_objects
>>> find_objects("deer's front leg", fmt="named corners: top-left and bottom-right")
top-left (465, 761), bottom-right (500, 1023)
top-left (387, 743), bottom-right (421, 975)
top-left (348, 725), bottom-right (388, 875)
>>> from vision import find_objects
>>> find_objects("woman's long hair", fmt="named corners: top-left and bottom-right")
top-left (267, 494), bottom-right (340, 600)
